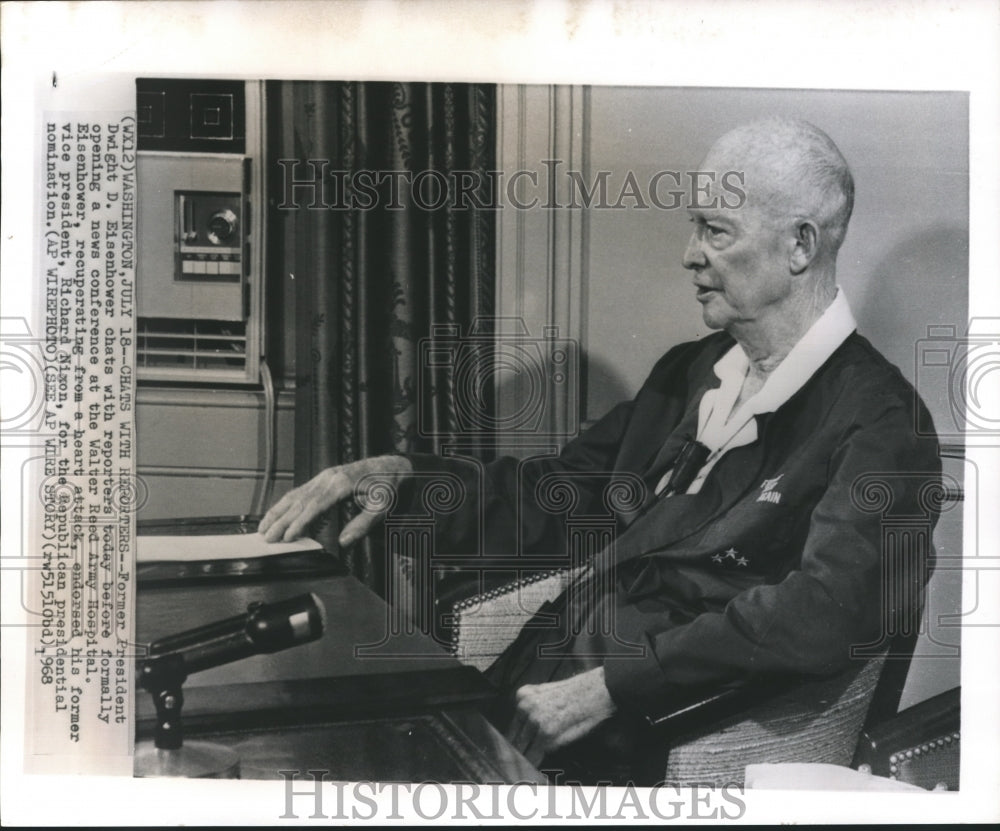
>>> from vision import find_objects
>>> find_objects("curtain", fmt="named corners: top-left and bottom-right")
top-left (273, 81), bottom-right (496, 589)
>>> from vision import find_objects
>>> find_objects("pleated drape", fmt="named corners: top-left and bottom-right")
top-left (274, 81), bottom-right (496, 589)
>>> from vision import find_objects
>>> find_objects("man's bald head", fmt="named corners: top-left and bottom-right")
top-left (704, 117), bottom-right (855, 258)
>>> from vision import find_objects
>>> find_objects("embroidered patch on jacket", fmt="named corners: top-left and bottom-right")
top-left (711, 547), bottom-right (749, 567)
top-left (756, 474), bottom-right (784, 504)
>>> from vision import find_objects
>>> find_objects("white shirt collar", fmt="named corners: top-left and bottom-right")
top-left (658, 289), bottom-right (857, 496)
top-left (713, 287), bottom-right (857, 419)
top-left (737, 287), bottom-right (857, 416)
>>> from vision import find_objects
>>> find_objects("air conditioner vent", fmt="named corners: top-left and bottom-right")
top-left (138, 317), bottom-right (250, 381)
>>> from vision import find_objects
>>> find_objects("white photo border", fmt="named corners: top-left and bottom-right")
top-left (2, 0), bottom-right (998, 825)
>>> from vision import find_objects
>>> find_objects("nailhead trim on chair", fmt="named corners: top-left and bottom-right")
top-left (450, 567), bottom-right (569, 614)
top-left (888, 731), bottom-right (960, 778)
top-left (450, 567), bottom-right (584, 671)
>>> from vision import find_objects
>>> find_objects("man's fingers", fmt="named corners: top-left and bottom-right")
top-left (505, 702), bottom-right (526, 749)
top-left (516, 692), bottom-right (555, 763)
top-left (259, 490), bottom-right (295, 535)
top-left (504, 672), bottom-right (613, 765)
top-left (261, 500), bottom-right (304, 543)
top-left (508, 687), bottom-right (543, 753)
top-left (338, 512), bottom-right (378, 547)
top-left (282, 499), bottom-right (323, 542)
top-left (259, 458), bottom-right (411, 545)
top-left (508, 715), bottom-right (537, 757)
top-left (521, 731), bottom-right (548, 768)
top-left (259, 468), bottom-right (352, 542)
top-left (549, 720), bottom-right (592, 752)
top-left (516, 712), bottom-right (550, 766)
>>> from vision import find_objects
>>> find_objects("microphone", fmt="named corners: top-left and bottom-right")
top-left (141, 592), bottom-right (326, 681)
top-left (136, 593), bottom-right (326, 769)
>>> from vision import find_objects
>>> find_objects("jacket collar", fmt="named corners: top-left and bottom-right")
top-left (605, 293), bottom-right (861, 567)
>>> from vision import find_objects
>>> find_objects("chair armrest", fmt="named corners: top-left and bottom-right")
top-left (633, 658), bottom-right (889, 787)
top-left (643, 678), bottom-right (800, 735)
top-left (643, 640), bottom-right (907, 740)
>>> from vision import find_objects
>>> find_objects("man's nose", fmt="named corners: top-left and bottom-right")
top-left (682, 231), bottom-right (706, 270)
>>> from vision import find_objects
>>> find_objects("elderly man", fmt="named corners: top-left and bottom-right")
top-left (261, 118), bottom-right (941, 775)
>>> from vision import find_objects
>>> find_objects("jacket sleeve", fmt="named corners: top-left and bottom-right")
top-left (401, 397), bottom-right (636, 558)
top-left (397, 339), bottom-right (709, 559)
top-left (603, 392), bottom-right (942, 715)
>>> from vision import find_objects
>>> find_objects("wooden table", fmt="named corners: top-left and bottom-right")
top-left (135, 521), bottom-right (545, 783)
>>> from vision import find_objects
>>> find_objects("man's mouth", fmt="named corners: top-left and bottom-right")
top-left (694, 284), bottom-right (718, 300)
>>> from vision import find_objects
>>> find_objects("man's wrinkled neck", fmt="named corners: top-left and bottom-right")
top-left (729, 277), bottom-right (837, 378)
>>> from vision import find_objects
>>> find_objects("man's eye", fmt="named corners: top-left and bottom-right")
top-left (689, 218), bottom-right (726, 240)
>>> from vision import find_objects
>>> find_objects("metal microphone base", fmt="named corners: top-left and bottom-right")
top-left (135, 740), bottom-right (240, 778)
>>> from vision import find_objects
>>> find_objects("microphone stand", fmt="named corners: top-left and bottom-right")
top-left (135, 651), bottom-right (240, 779)
top-left (134, 594), bottom-right (325, 778)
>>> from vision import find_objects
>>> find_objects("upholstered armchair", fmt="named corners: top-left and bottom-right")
top-left (382, 461), bottom-right (950, 787)
top-left (443, 566), bottom-right (911, 787)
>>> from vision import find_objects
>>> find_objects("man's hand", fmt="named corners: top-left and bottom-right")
top-left (258, 455), bottom-right (413, 544)
top-left (506, 666), bottom-right (617, 767)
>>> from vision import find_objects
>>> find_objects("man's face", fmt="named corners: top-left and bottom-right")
top-left (682, 159), bottom-right (794, 332)
top-left (683, 145), bottom-right (792, 333)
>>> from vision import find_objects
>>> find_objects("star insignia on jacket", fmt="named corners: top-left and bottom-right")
top-left (711, 547), bottom-right (748, 566)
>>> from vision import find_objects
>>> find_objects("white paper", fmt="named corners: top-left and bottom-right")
top-left (137, 532), bottom-right (322, 563)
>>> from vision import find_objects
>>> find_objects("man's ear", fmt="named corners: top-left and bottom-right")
top-left (789, 220), bottom-right (820, 274)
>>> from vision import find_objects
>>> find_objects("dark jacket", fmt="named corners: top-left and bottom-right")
top-left (405, 330), bottom-right (942, 715)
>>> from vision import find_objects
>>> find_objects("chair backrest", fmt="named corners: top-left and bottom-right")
top-left (857, 629), bottom-right (919, 739)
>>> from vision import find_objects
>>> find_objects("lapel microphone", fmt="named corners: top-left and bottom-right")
top-left (660, 436), bottom-right (711, 497)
